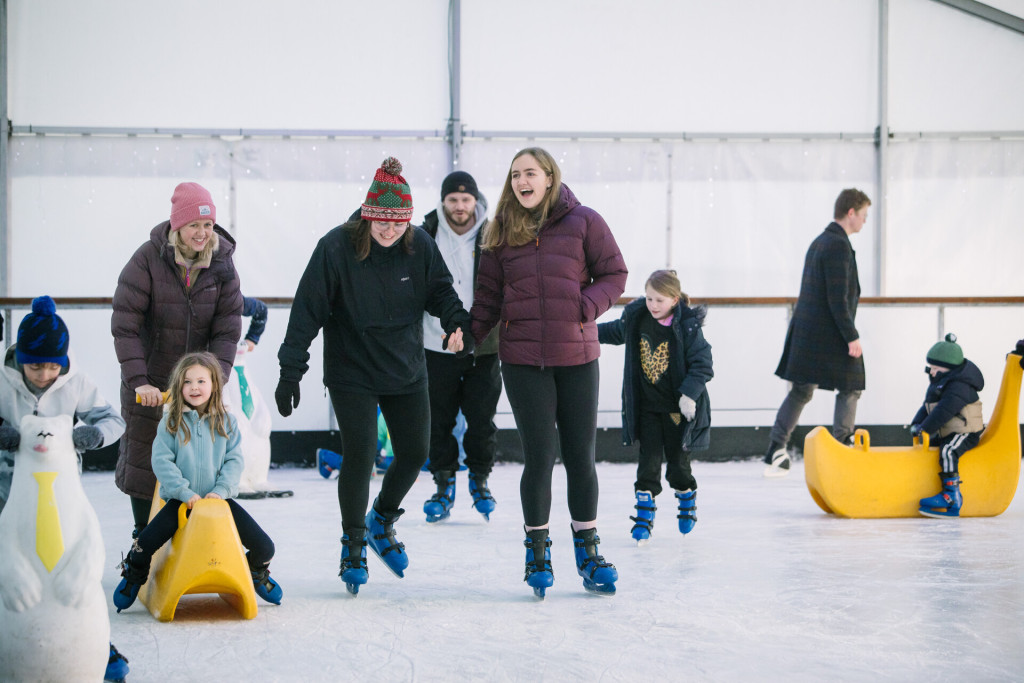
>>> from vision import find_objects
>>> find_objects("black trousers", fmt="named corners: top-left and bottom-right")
top-left (425, 350), bottom-right (502, 476)
top-left (329, 387), bottom-right (430, 529)
top-left (636, 410), bottom-right (697, 496)
top-left (133, 498), bottom-right (274, 568)
top-left (501, 360), bottom-right (601, 527)
top-left (936, 431), bottom-right (982, 474)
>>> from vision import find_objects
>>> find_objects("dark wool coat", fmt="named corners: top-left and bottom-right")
top-left (278, 222), bottom-right (470, 394)
top-left (422, 208), bottom-right (499, 356)
top-left (470, 184), bottom-right (627, 367)
top-left (598, 299), bottom-right (714, 450)
top-left (775, 222), bottom-right (864, 391)
top-left (912, 360), bottom-right (985, 437)
top-left (111, 221), bottom-right (243, 499)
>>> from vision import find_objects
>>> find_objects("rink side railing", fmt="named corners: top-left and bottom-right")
top-left (3, 296), bottom-right (1024, 344)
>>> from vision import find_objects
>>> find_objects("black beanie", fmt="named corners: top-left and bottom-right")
top-left (16, 296), bottom-right (70, 367)
top-left (440, 171), bottom-right (480, 201)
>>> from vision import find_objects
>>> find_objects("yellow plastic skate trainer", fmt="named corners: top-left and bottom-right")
top-left (138, 485), bottom-right (258, 621)
top-left (804, 353), bottom-right (1022, 518)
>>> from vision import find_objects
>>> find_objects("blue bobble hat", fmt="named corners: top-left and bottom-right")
top-left (16, 296), bottom-right (70, 367)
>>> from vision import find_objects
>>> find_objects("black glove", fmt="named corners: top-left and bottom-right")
top-left (275, 379), bottom-right (301, 417)
top-left (0, 424), bottom-right (19, 451)
top-left (1016, 339), bottom-right (1024, 368)
top-left (72, 425), bottom-right (104, 451)
top-left (909, 424), bottom-right (922, 438)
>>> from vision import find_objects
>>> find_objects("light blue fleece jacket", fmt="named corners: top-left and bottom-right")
top-left (151, 409), bottom-right (243, 503)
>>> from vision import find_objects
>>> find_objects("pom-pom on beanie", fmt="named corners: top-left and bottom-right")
top-left (16, 296), bottom-right (70, 367)
top-left (170, 182), bottom-right (216, 230)
top-left (361, 157), bottom-right (413, 222)
top-left (441, 171), bottom-right (480, 201)
top-left (927, 333), bottom-right (965, 369)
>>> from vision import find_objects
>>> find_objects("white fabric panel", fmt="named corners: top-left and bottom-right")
top-left (890, 0), bottom-right (1024, 131)
top-left (886, 140), bottom-right (1024, 296)
top-left (7, 0), bottom-right (449, 129)
top-left (461, 0), bottom-right (878, 133)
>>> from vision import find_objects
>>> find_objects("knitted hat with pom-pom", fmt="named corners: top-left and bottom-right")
top-left (927, 333), bottom-right (964, 369)
top-left (361, 157), bottom-right (413, 222)
top-left (16, 296), bottom-right (70, 367)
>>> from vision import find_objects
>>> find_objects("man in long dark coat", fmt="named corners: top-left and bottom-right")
top-left (763, 188), bottom-right (871, 477)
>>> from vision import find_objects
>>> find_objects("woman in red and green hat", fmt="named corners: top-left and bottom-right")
top-left (275, 157), bottom-right (473, 595)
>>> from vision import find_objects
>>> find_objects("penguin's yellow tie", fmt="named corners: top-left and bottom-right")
top-left (34, 472), bottom-right (64, 571)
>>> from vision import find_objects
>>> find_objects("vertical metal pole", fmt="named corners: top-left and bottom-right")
top-left (876, 0), bottom-right (889, 296)
top-left (1, 0), bottom-right (10, 310)
top-left (446, 0), bottom-right (462, 171)
top-left (665, 148), bottom-right (673, 267)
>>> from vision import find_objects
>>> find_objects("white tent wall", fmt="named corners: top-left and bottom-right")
top-left (4, 0), bottom-right (1023, 437)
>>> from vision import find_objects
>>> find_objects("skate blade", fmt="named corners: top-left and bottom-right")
top-left (635, 537), bottom-right (651, 547)
top-left (425, 512), bottom-right (451, 524)
top-left (762, 465), bottom-right (791, 478)
top-left (345, 583), bottom-right (360, 596)
top-left (918, 507), bottom-right (960, 519)
top-left (532, 586), bottom-right (546, 599)
top-left (582, 579), bottom-right (616, 596)
top-left (367, 546), bottom-right (406, 578)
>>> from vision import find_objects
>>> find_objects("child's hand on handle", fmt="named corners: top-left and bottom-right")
top-left (204, 492), bottom-right (222, 500)
top-left (186, 494), bottom-right (201, 509)
top-left (135, 384), bottom-right (166, 407)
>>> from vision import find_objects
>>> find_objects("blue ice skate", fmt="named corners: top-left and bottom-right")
top-left (112, 551), bottom-right (148, 613)
top-left (630, 490), bottom-right (656, 545)
top-left (104, 643), bottom-right (129, 682)
top-left (675, 489), bottom-right (697, 534)
top-left (572, 527), bottom-right (617, 596)
top-left (423, 470), bottom-right (456, 523)
top-left (317, 448), bottom-right (342, 479)
top-left (366, 501), bottom-right (408, 578)
top-left (468, 473), bottom-right (496, 521)
top-left (339, 528), bottom-right (369, 595)
top-left (919, 474), bottom-right (963, 518)
top-left (248, 553), bottom-right (283, 605)
top-left (523, 528), bottom-right (554, 599)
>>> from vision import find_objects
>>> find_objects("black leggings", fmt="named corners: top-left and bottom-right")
top-left (329, 387), bottom-right (430, 529)
top-left (133, 498), bottom-right (274, 568)
top-left (501, 360), bottom-right (601, 527)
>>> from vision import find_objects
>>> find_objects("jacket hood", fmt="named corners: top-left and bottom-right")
top-left (542, 184), bottom-right (582, 228)
top-left (2, 344), bottom-right (76, 398)
top-left (623, 298), bottom-right (707, 328)
top-left (934, 359), bottom-right (984, 392)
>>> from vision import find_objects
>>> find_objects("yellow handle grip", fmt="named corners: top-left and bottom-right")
top-left (135, 390), bottom-right (170, 404)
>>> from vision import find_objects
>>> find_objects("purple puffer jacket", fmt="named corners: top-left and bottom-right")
top-left (111, 221), bottom-right (242, 499)
top-left (471, 184), bottom-right (627, 367)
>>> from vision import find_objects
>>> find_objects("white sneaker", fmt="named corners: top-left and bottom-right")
top-left (762, 449), bottom-right (791, 478)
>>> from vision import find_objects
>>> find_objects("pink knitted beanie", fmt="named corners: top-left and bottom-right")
top-left (170, 182), bottom-right (216, 230)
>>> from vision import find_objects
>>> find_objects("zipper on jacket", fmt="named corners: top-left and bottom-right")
top-left (535, 236), bottom-right (545, 370)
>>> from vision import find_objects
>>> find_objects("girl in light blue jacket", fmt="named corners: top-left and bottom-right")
top-left (111, 352), bottom-right (282, 612)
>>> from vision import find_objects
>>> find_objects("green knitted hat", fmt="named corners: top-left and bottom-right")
top-left (927, 333), bottom-right (964, 369)
top-left (361, 157), bottom-right (413, 222)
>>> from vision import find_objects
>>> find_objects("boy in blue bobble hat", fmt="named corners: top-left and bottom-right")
top-left (910, 333), bottom-right (985, 518)
top-left (0, 296), bottom-right (130, 681)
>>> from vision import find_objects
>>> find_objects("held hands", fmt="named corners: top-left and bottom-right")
top-left (72, 425), bottom-right (103, 451)
top-left (275, 379), bottom-right (301, 417)
top-left (678, 395), bottom-right (697, 422)
top-left (442, 327), bottom-right (475, 358)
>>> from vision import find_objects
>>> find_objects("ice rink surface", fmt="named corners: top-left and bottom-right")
top-left (94, 459), bottom-right (1024, 682)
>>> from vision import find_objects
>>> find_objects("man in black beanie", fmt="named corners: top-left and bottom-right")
top-left (419, 171), bottom-right (502, 522)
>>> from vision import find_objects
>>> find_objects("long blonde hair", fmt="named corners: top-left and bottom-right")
top-left (482, 147), bottom-right (563, 249)
top-left (165, 351), bottom-right (231, 445)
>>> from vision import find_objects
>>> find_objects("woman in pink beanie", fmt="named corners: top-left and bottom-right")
top-left (111, 181), bottom-right (243, 541)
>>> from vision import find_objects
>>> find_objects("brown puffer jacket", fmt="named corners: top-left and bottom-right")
top-left (111, 221), bottom-right (242, 499)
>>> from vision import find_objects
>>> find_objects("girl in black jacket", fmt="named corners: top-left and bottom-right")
top-left (275, 158), bottom-right (472, 595)
top-left (598, 270), bottom-right (713, 545)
